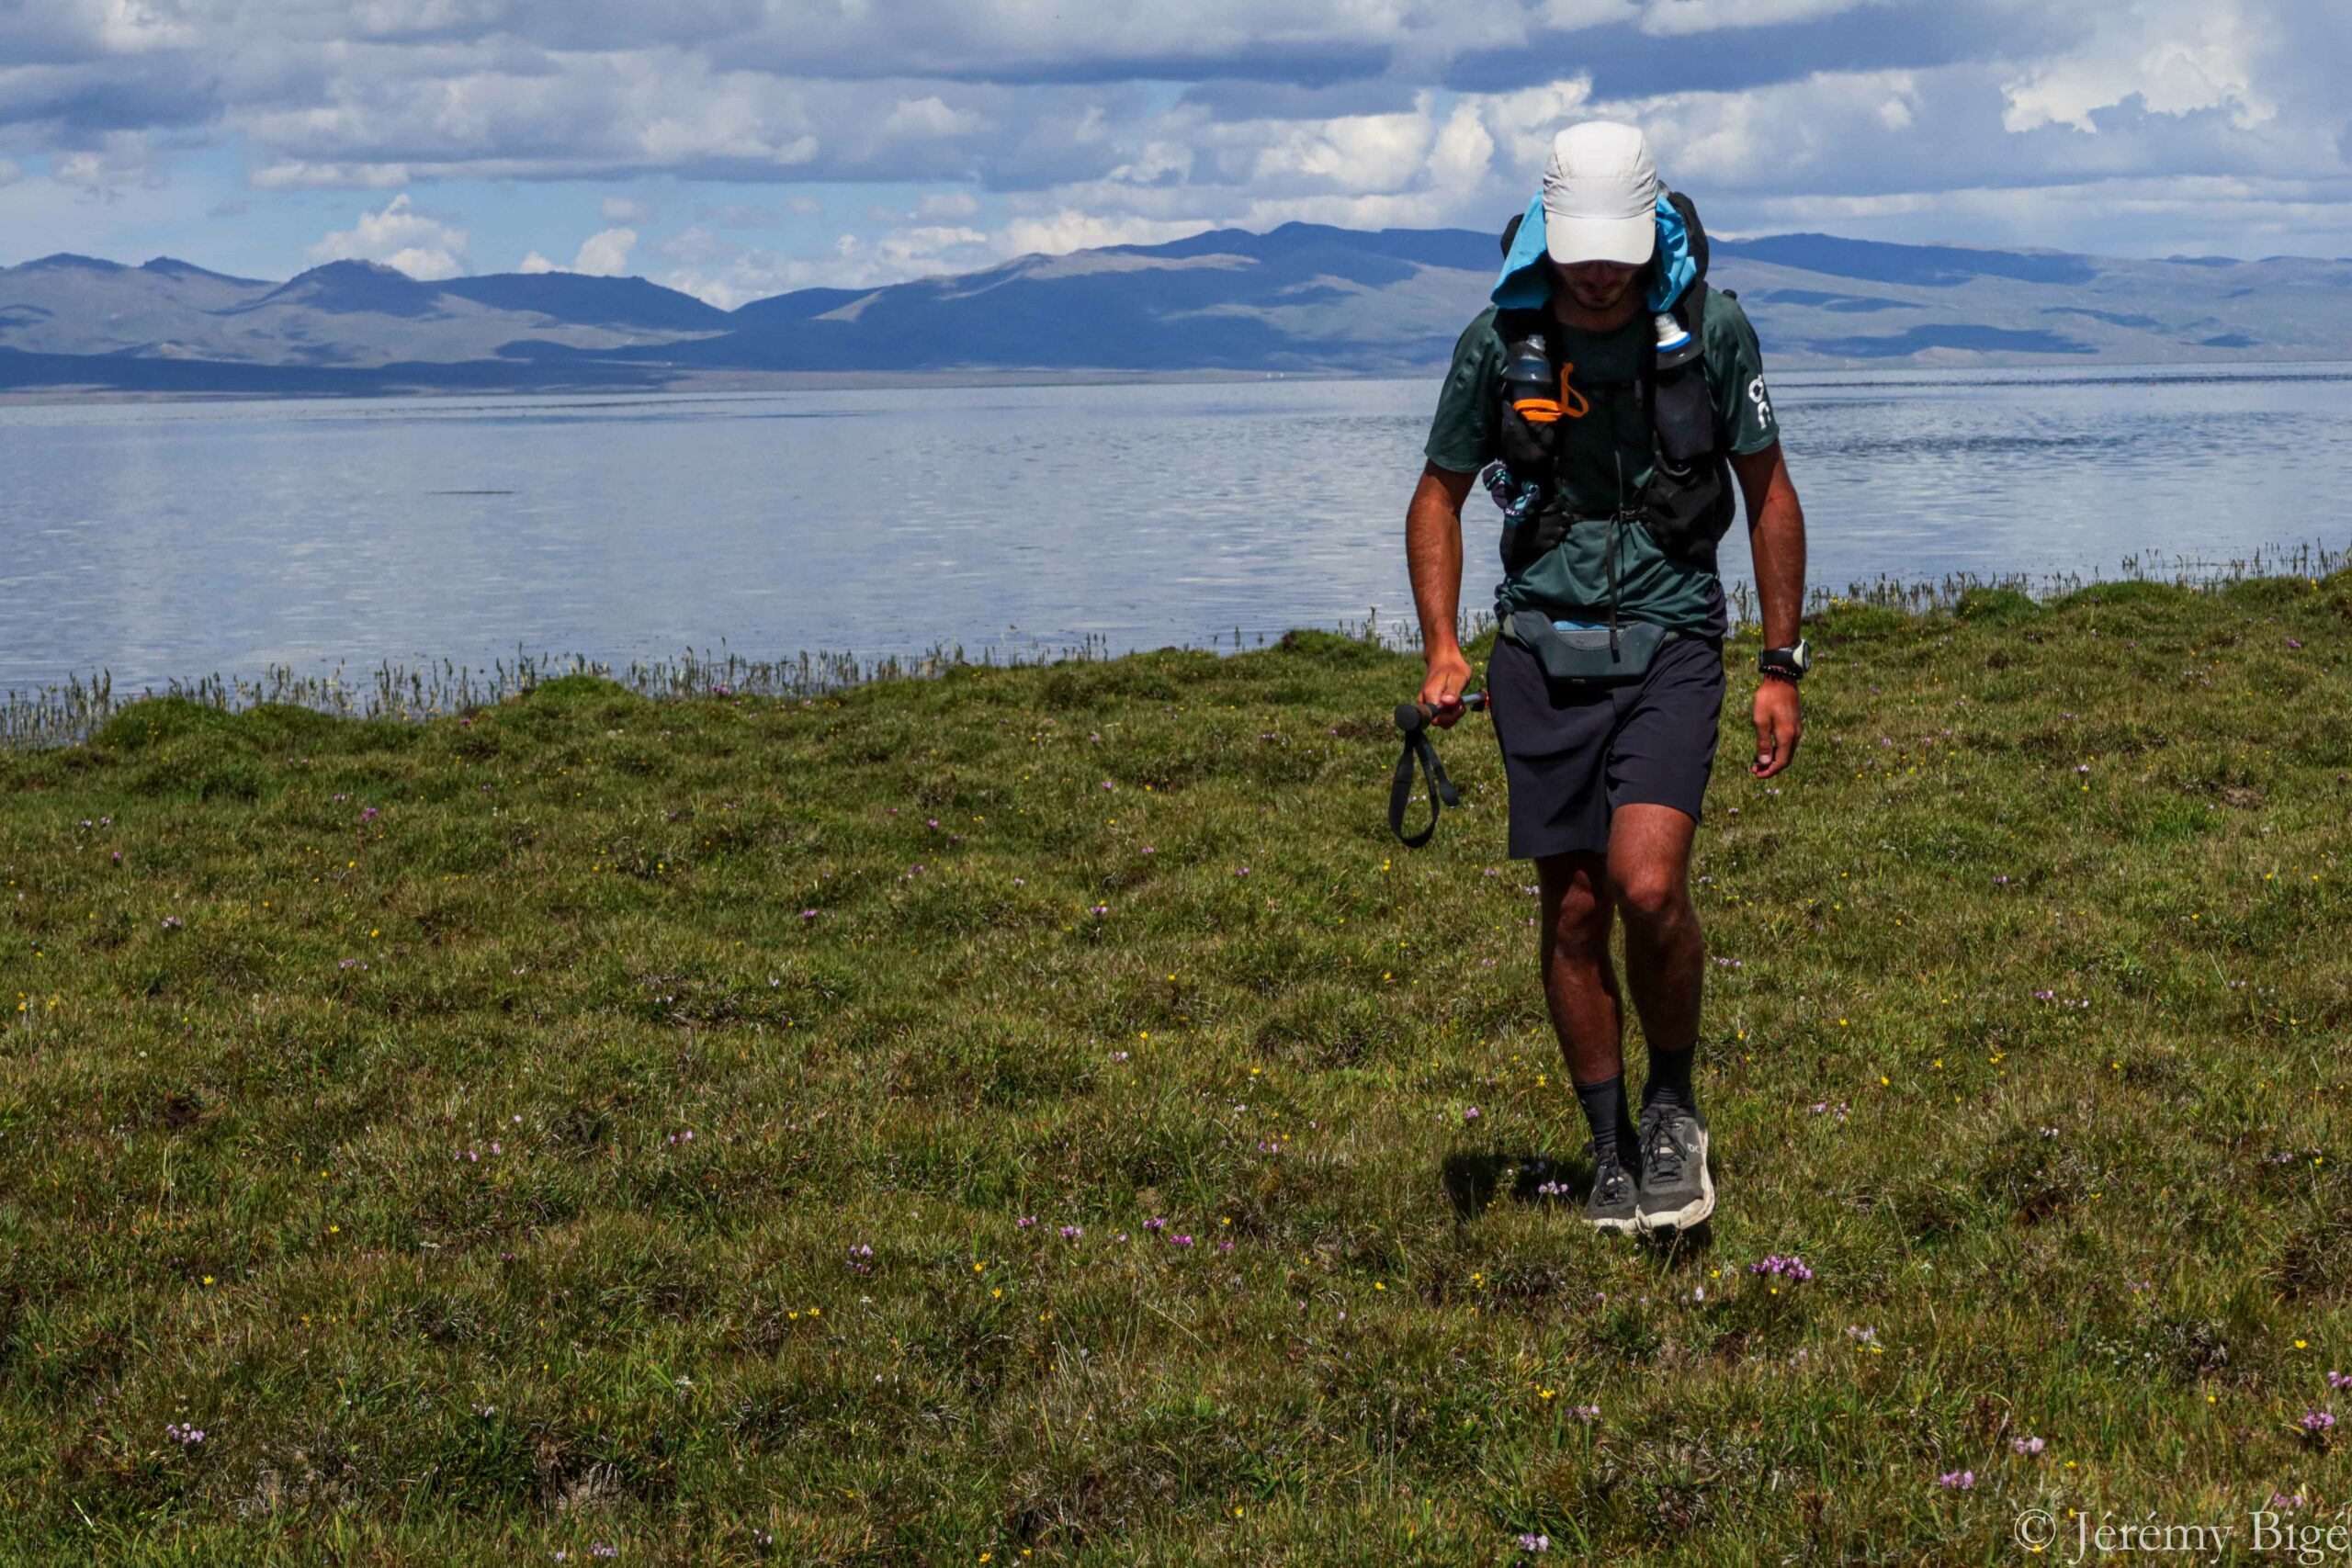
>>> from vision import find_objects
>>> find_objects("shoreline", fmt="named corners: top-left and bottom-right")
top-left (3, 355), bottom-right (2348, 409)
top-left (6, 557), bottom-right (2344, 750)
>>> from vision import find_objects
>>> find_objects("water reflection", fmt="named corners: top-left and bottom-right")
top-left (1, 365), bottom-right (2345, 692)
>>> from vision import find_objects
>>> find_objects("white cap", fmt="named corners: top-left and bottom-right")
top-left (1541, 121), bottom-right (1658, 267)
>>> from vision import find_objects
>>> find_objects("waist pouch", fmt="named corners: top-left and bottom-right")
top-left (1501, 611), bottom-right (1675, 688)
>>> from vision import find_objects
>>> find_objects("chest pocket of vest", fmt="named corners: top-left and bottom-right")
top-left (1653, 353), bottom-right (1713, 468)
top-left (1639, 347), bottom-right (1736, 569)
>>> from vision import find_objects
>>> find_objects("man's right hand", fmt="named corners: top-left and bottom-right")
top-left (1420, 645), bottom-right (1473, 728)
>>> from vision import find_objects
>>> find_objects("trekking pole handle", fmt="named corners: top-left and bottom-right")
top-left (1395, 689), bottom-right (1489, 734)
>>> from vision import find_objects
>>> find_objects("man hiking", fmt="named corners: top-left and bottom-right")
top-left (1405, 121), bottom-right (1808, 1236)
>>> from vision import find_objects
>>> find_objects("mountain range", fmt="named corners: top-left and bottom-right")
top-left (3, 224), bottom-right (2347, 395)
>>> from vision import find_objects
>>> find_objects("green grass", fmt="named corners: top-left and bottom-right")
top-left (3, 572), bottom-right (2350, 1564)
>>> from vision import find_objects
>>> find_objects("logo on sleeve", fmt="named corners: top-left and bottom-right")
top-left (1747, 376), bottom-right (1774, 431)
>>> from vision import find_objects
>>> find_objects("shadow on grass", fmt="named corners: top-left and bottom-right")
top-left (1443, 1147), bottom-right (1589, 1216)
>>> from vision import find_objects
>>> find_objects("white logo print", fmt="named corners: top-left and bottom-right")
top-left (1747, 375), bottom-right (1774, 430)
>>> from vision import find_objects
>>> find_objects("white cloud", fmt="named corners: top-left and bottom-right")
top-left (515, 226), bottom-right (640, 275)
top-left (0, 159), bottom-right (19, 187)
top-left (308, 193), bottom-right (469, 279)
top-left (880, 96), bottom-right (987, 140)
top-left (1636, 0), bottom-right (1888, 38)
top-left (254, 162), bottom-right (413, 191)
top-left (51, 132), bottom-right (168, 197)
top-left (2001, 0), bottom-right (2276, 133)
top-left (571, 225), bottom-right (637, 275)
top-left (998, 211), bottom-right (1210, 256)
top-left (0, 0), bottom-right (2342, 287)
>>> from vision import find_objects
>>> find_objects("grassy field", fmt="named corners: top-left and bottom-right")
top-left (3, 572), bottom-right (2349, 1564)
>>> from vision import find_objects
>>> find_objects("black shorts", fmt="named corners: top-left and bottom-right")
top-left (1487, 631), bottom-right (1725, 860)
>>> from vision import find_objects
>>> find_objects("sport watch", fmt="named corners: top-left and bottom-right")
top-left (1758, 638), bottom-right (1811, 682)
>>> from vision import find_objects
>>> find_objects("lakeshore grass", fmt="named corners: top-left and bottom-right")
top-left (1, 572), bottom-right (2348, 1564)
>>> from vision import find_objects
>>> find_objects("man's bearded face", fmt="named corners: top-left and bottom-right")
top-left (1551, 258), bottom-right (1643, 312)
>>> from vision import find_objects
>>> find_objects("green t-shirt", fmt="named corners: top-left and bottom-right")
top-left (1423, 288), bottom-right (1779, 638)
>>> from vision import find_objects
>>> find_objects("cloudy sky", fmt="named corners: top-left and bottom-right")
top-left (1, 0), bottom-right (2344, 306)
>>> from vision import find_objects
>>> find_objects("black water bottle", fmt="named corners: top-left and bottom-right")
top-left (1651, 310), bottom-right (1713, 465)
top-left (1503, 334), bottom-right (1559, 423)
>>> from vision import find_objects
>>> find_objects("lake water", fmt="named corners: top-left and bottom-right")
top-left (3, 364), bottom-right (2346, 695)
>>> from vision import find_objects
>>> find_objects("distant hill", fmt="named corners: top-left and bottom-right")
top-left (3, 225), bottom-right (2348, 394)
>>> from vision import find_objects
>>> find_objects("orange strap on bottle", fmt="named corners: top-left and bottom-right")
top-left (1510, 362), bottom-right (1591, 425)
top-left (1556, 363), bottom-right (1591, 420)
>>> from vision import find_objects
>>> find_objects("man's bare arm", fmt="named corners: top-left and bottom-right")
top-left (1729, 441), bottom-right (1805, 777)
top-left (1730, 441), bottom-right (1804, 650)
top-left (1407, 461), bottom-right (1479, 721)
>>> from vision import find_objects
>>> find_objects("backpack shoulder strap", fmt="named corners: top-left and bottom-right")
top-left (1673, 276), bottom-right (1711, 364)
top-left (1494, 304), bottom-right (1547, 344)
top-left (1664, 190), bottom-right (1709, 283)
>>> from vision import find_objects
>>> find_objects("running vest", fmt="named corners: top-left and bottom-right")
top-left (1493, 192), bottom-right (1738, 587)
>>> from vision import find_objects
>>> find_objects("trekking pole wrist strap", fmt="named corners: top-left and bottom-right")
top-left (1389, 718), bottom-right (1460, 848)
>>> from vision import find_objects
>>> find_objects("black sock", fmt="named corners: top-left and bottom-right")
top-left (1575, 1075), bottom-right (1634, 1169)
top-left (1644, 1046), bottom-right (1696, 1112)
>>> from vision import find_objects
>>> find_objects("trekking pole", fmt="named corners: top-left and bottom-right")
top-left (1388, 689), bottom-right (1487, 848)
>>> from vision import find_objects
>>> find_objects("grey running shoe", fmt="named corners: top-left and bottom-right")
top-left (1634, 1100), bottom-right (1714, 1235)
top-left (1583, 1149), bottom-right (1641, 1235)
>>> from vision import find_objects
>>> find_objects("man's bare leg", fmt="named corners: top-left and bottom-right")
top-left (1606, 804), bottom-right (1704, 1072)
top-left (1606, 802), bottom-right (1715, 1231)
top-left (1538, 851), bottom-right (1643, 1228)
top-left (1537, 851), bottom-right (1622, 1083)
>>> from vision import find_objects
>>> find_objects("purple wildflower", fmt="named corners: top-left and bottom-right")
top-left (1938, 1470), bottom-right (1974, 1491)
top-left (1749, 1254), bottom-right (1815, 1282)
top-left (2012, 1436), bottom-right (2044, 1455)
